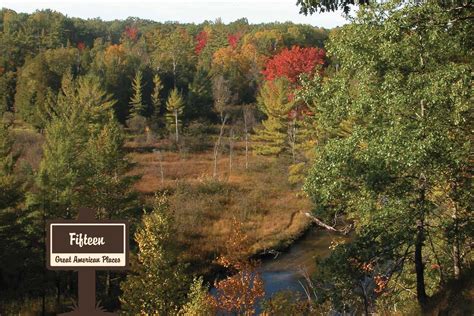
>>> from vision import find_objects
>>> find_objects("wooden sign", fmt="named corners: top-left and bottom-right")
top-left (47, 208), bottom-right (129, 315)
top-left (47, 222), bottom-right (128, 269)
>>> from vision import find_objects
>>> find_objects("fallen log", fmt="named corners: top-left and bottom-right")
top-left (303, 212), bottom-right (352, 235)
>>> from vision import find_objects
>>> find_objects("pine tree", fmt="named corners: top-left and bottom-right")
top-left (165, 88), bottom-right (184, 143)
top-left (120, 193), bottom-right (189, 314)
top-left (129, 70), bottom-right (145, 118)
top-left (83, 117), bottom-right (137, 219)
top-left (151, 74), bottom-right (163, 120)
top-left (35, 73), bottom-right (89, 216)
top-left (0, 123), bottom-right (21, 210)
top-left (33, 72), bottom-right (119, 218)
top-left (253, 78), bottom-right (294, 156)
top-left (0, 123), bottom-right (42, 304)
top-left (187, 66), bottom-right (213, 120)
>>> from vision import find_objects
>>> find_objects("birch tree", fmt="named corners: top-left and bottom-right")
top-left (165, 88), bottom-right (184, 143)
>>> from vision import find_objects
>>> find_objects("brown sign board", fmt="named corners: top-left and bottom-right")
top-left (47, 221), bottom-right (129, 270)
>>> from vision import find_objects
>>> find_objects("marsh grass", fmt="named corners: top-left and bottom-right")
top-left (128, 139), bottom-right (312, 274)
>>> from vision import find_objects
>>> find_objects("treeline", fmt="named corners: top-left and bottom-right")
top-left (0, 8), bottom-right (329, 128)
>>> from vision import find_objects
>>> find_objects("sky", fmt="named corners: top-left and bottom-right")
top-left (2, 0), bottom-right (348, 28)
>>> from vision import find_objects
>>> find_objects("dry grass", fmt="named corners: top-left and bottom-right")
top-left (127, 139), bottom-right (312, 273)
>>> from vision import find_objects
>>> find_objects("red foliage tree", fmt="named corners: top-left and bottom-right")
top-left (261, 46), bottom-right (325, 83)
top-left (77, 41), bottom-right (86, 51)
top-left (227, 32), bottom-right (241, 49)
top-left (124, 26), bottom-right (139, 41)
top-left (195, 30), bottom-right (208, 55)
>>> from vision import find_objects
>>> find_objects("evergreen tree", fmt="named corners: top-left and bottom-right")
top-left (253, 78), bottom-right (294, 156)
top-left (151, 73), bottom-right (163, 120)
top-left (187, 66), bottom-right (213, 120)
top-left (120, 193), bottom-right (189, 315)
top-left (0, 123), bottom-right (43, 305)
top-left (0, 123), bottom-right (24, 289)
top-left (0, 123), bottom-right (22, 209)
top-left (32, 72), bottom-right (119, 218)
top-left (165, 88), bottom-right (185, 143)
top-left (83, 117), bottom-right (137, 219)
top-left (129, 70), bottom-right (145, 118)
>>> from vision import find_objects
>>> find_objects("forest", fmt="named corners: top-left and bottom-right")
top-left (0, 0), bottom-right (472, 315)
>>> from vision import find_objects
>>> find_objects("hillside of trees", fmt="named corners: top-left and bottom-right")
top-left (0, 0), bottom-right (473, 315)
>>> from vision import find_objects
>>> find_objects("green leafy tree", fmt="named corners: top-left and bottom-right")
top-left (152, 28), bottom-right (196, 88)
top-left (297, 0), bottom-right (370, 14)
top-left (13, 47), bottom-right (81, 128)
top-left (0, 70), bottom-right (16, 114)
top-left (303, 1), bottom-right (472, 313)
top-left (166, 88), bottom-right (185, 143)
top-left (120, 194), bottom-right (189, 315)
top-left (179, 277), bottom-right (214, 316)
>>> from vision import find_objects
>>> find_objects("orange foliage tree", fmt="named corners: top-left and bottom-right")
top-left (209, 220), bottom-right (265, 315)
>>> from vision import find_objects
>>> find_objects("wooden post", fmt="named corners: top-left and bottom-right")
top-left (78, 269), bottom-right (96, 312)
top-left (77, 208), bottom-right (97, 313)
top-left (57, 207), bottom-right (119, 315)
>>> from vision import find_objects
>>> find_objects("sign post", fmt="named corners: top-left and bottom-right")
top-left (47, 208), bottom-right (129, 315)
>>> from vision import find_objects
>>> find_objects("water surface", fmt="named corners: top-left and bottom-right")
top-left (259, 228), bottom-right (337, 298)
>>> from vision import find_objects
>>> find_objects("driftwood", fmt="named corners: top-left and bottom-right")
top-left (303, 212), bottom-right (353, 235)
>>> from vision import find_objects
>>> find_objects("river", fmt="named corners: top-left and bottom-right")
top-left (259, 227), bottom-right (338, 298)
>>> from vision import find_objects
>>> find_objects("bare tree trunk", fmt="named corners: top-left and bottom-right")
top-left (415, 183), bottom-right (428, 307)
top-left (229, 127), bottom-right (234, 177)
top-left (156, 150), bottom-right (164, 185)
top-left (145, 126), bottom-right (152, 144)
top-left (213, 115), bottom-right (228, 178)
top-left (289, 118), bottom-right (297, 164)
top-left (56, 273), bottom-right (61, 307)
top-left (415, 218), bottom-right (427, 306)
top-left (452, 203), bottom-right (461, 279)
top-left (360, 281), bottom-right (370, 316)
top-left (174, 110), bottom-right (179, 143)
top-left (243, 110), bottom-right (249, 170)
top-left (245, 129), bottom-right (249, 170)
top-left (172, 58), bottom-right (177, 88)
